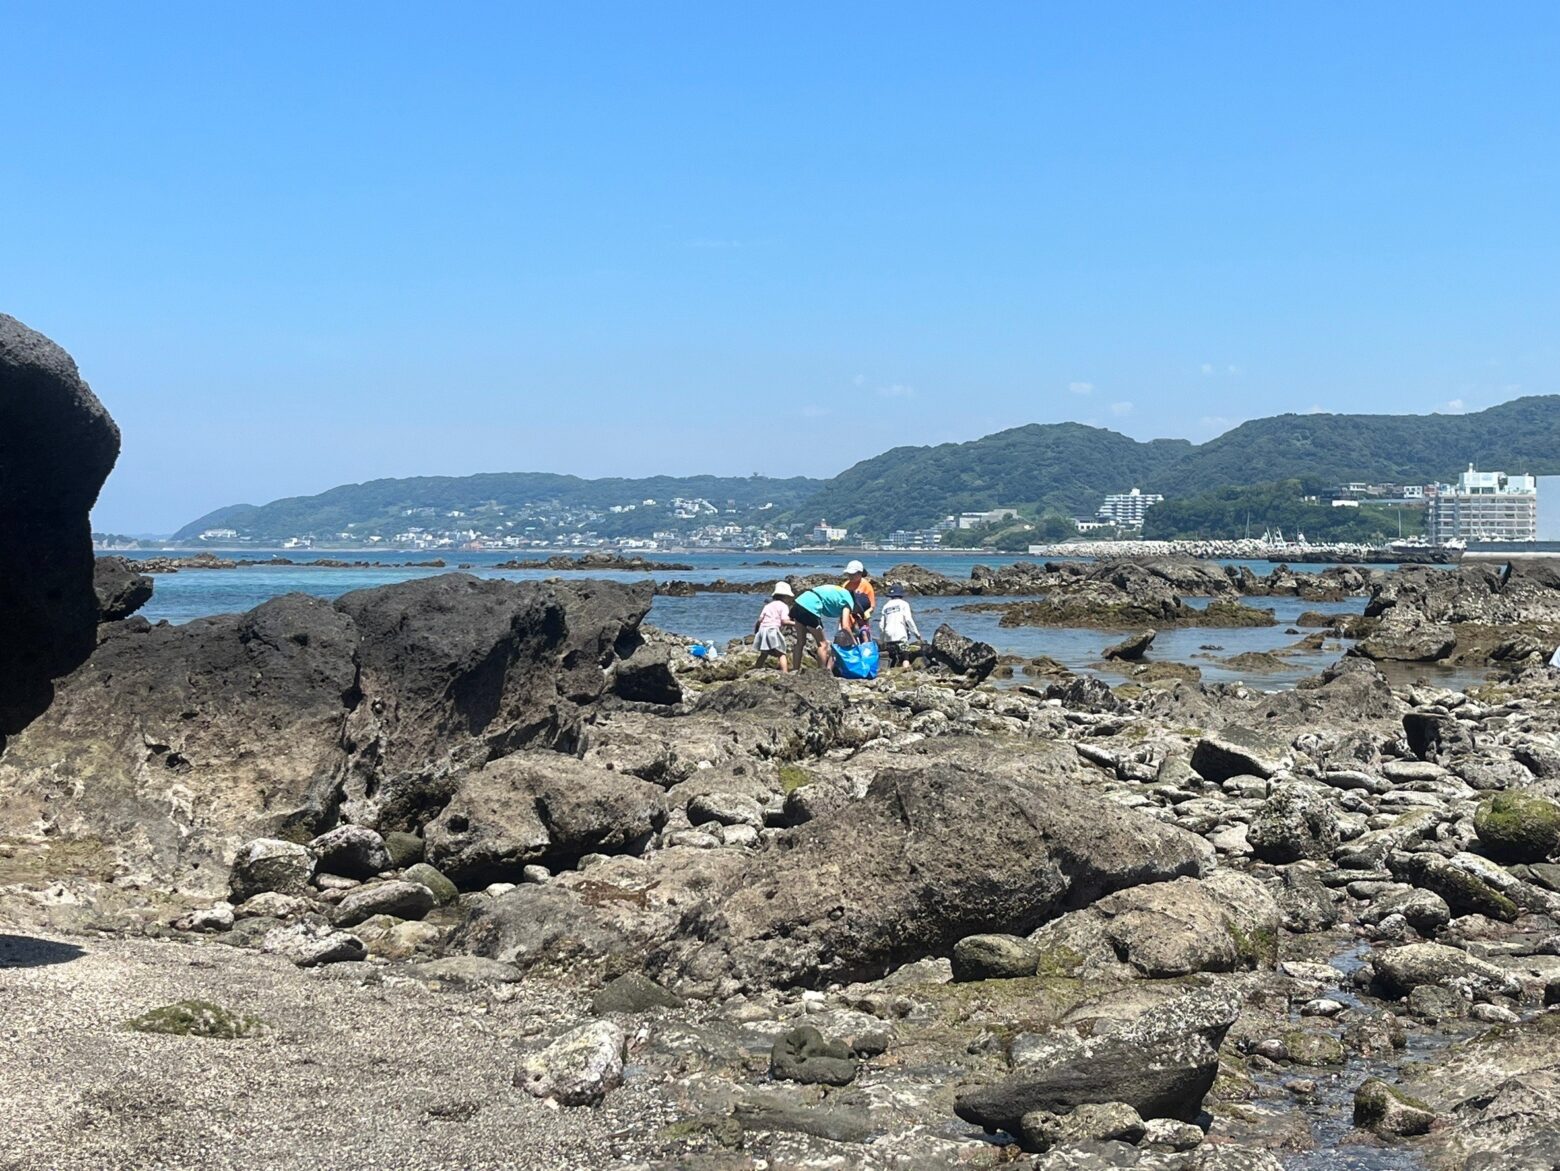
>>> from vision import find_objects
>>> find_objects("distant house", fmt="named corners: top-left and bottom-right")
top-left (1095, 488), bottom-right (1163, 528)
top-left (811, 519), bottom-right (848, 542)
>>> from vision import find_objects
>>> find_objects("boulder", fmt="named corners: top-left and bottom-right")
top-left (331, 880), bottom-right (436, 928)
top-left (308, 825), bottom-right (392, 879)
top-left (514, 1021), bottom-right (626, 1106)
top-left (1248, 784), bottom-right (1342, 864)
top-left (1369, 942), bottom-right (1522, 1001)
top-left (770, 1025), bottom-right (857, 1086)
top-left (658, 762), bottom-right (1208, 993)
top-left (951, 934), bottom-right (1039, 981)
top-left (260, 922), bottom-right (366, 967)
top-left (92, 556), bottom-right (153, 622)
top-left (401, 862), bottom-right (458, 905)
top-left (1191, 726), bottom-right (1290, 783)
top-left (1398, 852), bottom-right (1519, 922)
top-left (590, 973), bottom-right (684, 1015)
top-left (954, 988), bottom-right (1241, 1132)
top-left (1474, 792), bottom-right (1560, 863)
top-left (0, 314), bottom-right (120, 748)
top-left (228, 839), bottom-right (315, 902)
top-left (928, 623), bottom-right (999, 682)
top-left (1092, 871), bottom-right (1280, 976)
top-left (1103, 630), bottom-right (1156, 661)
top-left (1404, 708), bottom-right (1475, 762)
top-left (424, 752), bottom-right (665, 886)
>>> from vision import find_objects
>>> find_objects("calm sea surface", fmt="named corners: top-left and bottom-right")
top-left (115, 549), bottom-right (1461, 690)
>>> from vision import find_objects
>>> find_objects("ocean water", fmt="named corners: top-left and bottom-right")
top-left (117, 549), bottom-right (1462, 690)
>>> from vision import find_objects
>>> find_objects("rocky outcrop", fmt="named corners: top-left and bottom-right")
top-left (927, 624), bottom-right (998, 682)
top-left (0, 575), bottom-right (654, 886)
top-left (92, 556), bottom-right (153, 622)
top-left (0, 314), bottom-right (120, 747)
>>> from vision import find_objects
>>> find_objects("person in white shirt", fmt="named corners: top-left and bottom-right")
top-left (878, 584), bottom-right (923, 667)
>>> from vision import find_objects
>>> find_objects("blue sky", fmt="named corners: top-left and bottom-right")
top-left (4, 3), bottom-right (1558, 532)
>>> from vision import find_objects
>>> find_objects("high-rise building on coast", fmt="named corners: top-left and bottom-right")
top-left (1427, 465), bottom-right (1537, 544)
top-left (1096, 487), bottom-right (1163, 529)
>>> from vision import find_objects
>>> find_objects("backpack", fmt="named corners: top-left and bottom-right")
top-left (833, 639), bottom-right (880, 680)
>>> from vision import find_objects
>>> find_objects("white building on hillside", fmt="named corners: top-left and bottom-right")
top-left (1427, 466), bottom-right (1537, 544)
top-left (1096, 487), bottom-right (1164, 528)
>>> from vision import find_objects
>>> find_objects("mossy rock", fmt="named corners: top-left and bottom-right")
top-left (128, 1000), bottom-right (265, 1040)
top-left (1229, 923), bottom-right (1279, 969)
top-left (1281, 1026), bottom-right (1346, 1067)
top-left (1475, 791), bottom-right (1560, 863)
top-left (778, 765), bottom-right (816, 794)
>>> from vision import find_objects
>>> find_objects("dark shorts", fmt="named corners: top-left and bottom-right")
top-left (789, 604), bottom-right (822, 630)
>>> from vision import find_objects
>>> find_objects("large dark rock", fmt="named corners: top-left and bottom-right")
top-left (657, 762), bottom-right (1208, 993)
top-left (0, 576), bottom-right (655, 887)
top-left (954, 988), bottom-right (1241, 1132)
top-left (928, 624), bottom-right (998, 682)
top-left (92, 556), bottom-right (153, 622)
top-left (0, 314), bottom-right (120, 746)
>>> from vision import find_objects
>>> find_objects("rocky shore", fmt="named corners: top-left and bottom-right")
top-left (9, 317), bottom-right (1560, 1171)
top-left (3, 549), bottom-right (1560, 1168)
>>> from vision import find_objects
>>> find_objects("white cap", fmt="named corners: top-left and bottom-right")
top-left (772, 581), bottom-right (794, 598)
top-left (845, 559), bottom-right (865, 575)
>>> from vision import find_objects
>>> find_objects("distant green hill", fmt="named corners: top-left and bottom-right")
top-left (1145, 397), bottom-right (1560, 499)
top-left (173, 397), bottom-right (1560, 542)
top-left (173, 472), bottom-right (821, 542)
top-left (789, 423), bottom-right (1194, 534)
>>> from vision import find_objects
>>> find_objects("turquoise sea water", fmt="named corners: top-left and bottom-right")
top-left (116, 549), bottom-right (1453, 689)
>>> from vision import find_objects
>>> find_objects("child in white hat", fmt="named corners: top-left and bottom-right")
top-left (753, 581), bottom-right (795, 672)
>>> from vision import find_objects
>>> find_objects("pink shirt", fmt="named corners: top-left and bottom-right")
top-left (758, 600), bottom-right (790, 630)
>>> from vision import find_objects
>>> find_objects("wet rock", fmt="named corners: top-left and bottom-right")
top-left (928, 623), bottom-right (999, 682)
top-left (1103, 630), bottom-right (1156, 661)
top-left (1088, 871), bottom-right (1279, 976)
top-left (951, 933), bottom-right (1038, 981)
top-left (1475, 791), bottom-right (1560, 863)
top-left (954, 987), bottom-right (1241, 1131)
top-left (590, 972), bottom-right (684, 1014)
top-left (1404, 708), bottom-right (1475, 762)
top-left (514, 1020), bottom-right (626, 1106)
top-left (1354, 1077), bottom-right (1436, 1137)
top-left (1019, 1102), bottom-right (1147, 1152)
top-left (1248, 784), bottom-right (1341, 864)
top-left (228, 839), bottom-right (315, 903)
top-left (770, 1025), bottom-right (858, 1086)
top-left (331, 880), bottom-right (436, 928)
top-left (0, 314), bottom-right (121, 749)
top-left (1191, 726), bottom-right (1289, 783)
top-left (232, 892), bottom-right (312, 920)
top-left (308, 825), bottom-right (392, 880)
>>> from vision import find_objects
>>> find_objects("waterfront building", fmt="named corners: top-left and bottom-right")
top-left (1096, 487), bottom-right (1163, 528)
top-left (1426, 466), bottom-right (1537, 545)
top-left (811, 519), bottom-right (849, 543)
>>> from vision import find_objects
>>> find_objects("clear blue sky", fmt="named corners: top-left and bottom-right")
top-left (4, 2), bottom-right (1558, 533)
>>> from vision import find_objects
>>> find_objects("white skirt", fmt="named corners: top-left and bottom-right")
top-left (754, 627), bottom-right (788, 653)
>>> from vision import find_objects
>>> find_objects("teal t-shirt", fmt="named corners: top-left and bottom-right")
top-left (795, 584), bottom-right (856, 619)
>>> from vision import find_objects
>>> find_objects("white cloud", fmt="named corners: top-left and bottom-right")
top-left (1199, 415), bottom-right (1236, 435)
top-left (1200, 363), bottom-right (1215, 375)
top-left (1109, 401), bottom-right (1134, 417)
top-left (1226, 364), bottom-right (1244, 376)
top-left (877, 383), bottom-right (915, 400)
top-left (1068, 381), bottom-right (1094, 396)
top-left (1304, 404), bottom-right (1326, 414)
top-left (1445, 398), bottom-right (1465, 414)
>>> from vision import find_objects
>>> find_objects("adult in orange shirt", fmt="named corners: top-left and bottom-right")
top-left (841, 559), bottom-right (875, 640)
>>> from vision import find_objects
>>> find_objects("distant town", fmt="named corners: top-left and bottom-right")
top-left (96, 465), bottom-right (1550, 554)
